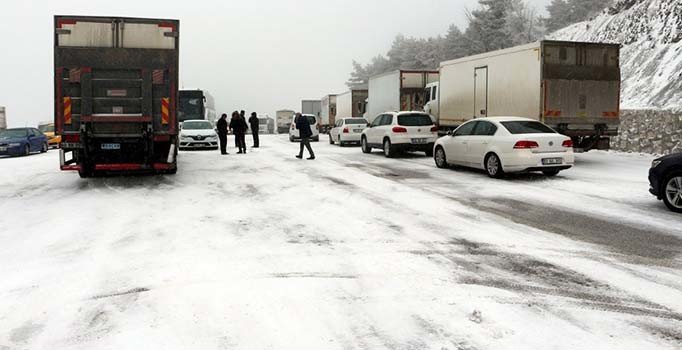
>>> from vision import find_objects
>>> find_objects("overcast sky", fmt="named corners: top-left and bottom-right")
top-left (0, 0), bottom-right (550, 127)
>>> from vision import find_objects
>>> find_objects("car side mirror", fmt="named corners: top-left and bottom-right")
top-left (447, 130), bottom-right (454, 136)
top-left (367, 123), bottom-right (371, 128)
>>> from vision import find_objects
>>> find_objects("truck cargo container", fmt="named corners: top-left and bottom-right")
top-left (179, 89), bottom-right (216, 124)
top-left (54, 15), bottom-right (180, 177)
top-left (320, 95), bottom-right (337, 133)
top-left (276, 110), bottom-right (295, 134)
top-left (424, 40), bottom-right (620, 150)
top-left (257, 115), bottom-right (275, 134)
top-left (336, 88), bottom-right (368, 121)
top-left (367, 70), bottom-right (439, 123)
top-left (0, 107), bottom-right (6, 130)
top-left (302, 100), bottom-right (321, 118)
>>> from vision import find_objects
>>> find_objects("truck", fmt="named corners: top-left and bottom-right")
top-left (276, 110), bottom-right (295, 134)
top-left (179, 89), bottom-right (216, 124)
top-left (336, 87), bottom-right (368, 121)
top-left (257, 115), bottom-right (275, 134)
top-left (320, 95), bottom-right (337, 133)
top-left (0, 107), bottom-right (6, 130)
top-left (301, 100), bottom-right (321, 118)
top-left (54, 15), bottom-right (180, 177)
top-left (424, 40), bottom-right (620, 150)
top-left (367, 70), bottom-right (439, 123)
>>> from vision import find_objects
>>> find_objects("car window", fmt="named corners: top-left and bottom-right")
top-left (397, 113), bottom-right (433, 126)
top-left (472, 121), bottom-right (497, 136)
top-left (346, 119), bottom-right (367, 125)
top-left (501, 121), bottom-right (557, 134)
top-left (306, 116), bottom-right (316, 125)
top-left (370, 116), bottom-right (382, 127)
top-left (382, 115), bottom-right (393, 126)
top-left (183, 121), bottom-right (213, 130)
top-left (454, 121), bottom-right (477, 136)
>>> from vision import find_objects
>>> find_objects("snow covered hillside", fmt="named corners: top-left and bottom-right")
top-left (550, 0), bottom-right (682, 110)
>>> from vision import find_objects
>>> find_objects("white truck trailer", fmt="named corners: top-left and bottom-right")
top-left (276, 109), bottom-right (295, 134)
top-left (336, 88), bottom-right (368, 121)
top-left (367, 70), bottom-right (439, 123)
top-left (301, 100), bottom-right (322, 117)
top-left (424, 40), bottom-right (621, 150)
top-left (320, 95), bottom-right (337, 133)
top-left (0, 107), bottom-right (6, 130)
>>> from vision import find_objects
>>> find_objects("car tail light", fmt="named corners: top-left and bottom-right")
top-left (513, 140), bottom-right (539, 149)
top-left (63, 134), bottom-right (80, 143)
top-left (343, 127), bottom-right (349, 134)
top-left (562, 139), bottom-right (574, 148)
top-left (430, 125), bottom-right (438, 132)
top-left (392, 126), bottom-right (407, 133)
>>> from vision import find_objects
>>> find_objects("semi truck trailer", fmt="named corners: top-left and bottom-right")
top-left (54, 15), bottom-right (180, 177)
top-left (367, 70), bottom-right (439, 123)
top-left (302, 100), bottom-right (321, 117)
top-left (336, 88), bottom-right (368, 121)
top-left (424, 40), bottom-right (620, 150)
top-left (320, 95), bottom-right (337, 133)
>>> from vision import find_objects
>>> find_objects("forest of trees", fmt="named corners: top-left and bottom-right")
top-left (347, 0), bottom-right (609, 88)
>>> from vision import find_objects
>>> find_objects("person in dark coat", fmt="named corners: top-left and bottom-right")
top-left (236, 110), bottom-right (246, 148)
top-left (295, 112), bottom-right (315, 160)
top-left (230, 111), bottom-right (248, 154)
top-left (249, 112), bottom-right (260, 148)
top-left (216, 113), bottom-right (229, 155)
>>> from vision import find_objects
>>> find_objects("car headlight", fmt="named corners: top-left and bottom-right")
top-left (8, 143), bottom-right (21, 147)
top-left (651, 160), bottom-right (662, 169)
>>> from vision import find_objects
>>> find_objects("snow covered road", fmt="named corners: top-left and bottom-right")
top-left (1, 135), bottom-right (681, 349)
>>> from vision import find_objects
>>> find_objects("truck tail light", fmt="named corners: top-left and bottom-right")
top-left (513, 140), bottom-right (539, 149)
top-left (63, 134), bottom-right (80, 143)
top-left (430, 125), bottom-right (438, 132)
top-left (343, 127), bottom-right (349, 133)
top-left (562, 139), bottom-right (574, 148)
top-left (392, 126), bottom-right (407, 133)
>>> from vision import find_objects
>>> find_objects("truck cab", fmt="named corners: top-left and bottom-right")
top-left (423, 81), bottom-right (439, 120)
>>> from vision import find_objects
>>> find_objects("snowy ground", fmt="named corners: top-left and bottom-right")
top-left (0, 134), bottom-right (681, 350)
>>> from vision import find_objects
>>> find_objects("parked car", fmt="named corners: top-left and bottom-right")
top-left (38, 122), bottom-right (61, 148)
top-left (433, 117), bottom-right (574, 178)
top-left (361, 112), bottom-right (438, 157)
top-left (179, 120), bottom-right (219, 150)
top-left (329, 118), bottom-right (368, 146)
top-left (649, 152), bottom-right (682, 213)
top-left (289, 114), bottom-right (320, 142)
top-left (0, 128), bottom-right (49, 157)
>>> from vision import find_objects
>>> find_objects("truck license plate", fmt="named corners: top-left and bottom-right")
top-left (101, 143), bottom-right (121, 150)
top-left (411, 138), bottom-right (427, 144)
top-left (542, 158), bottom-right (563, 165)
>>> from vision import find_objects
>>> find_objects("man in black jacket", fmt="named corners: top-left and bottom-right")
top-left (216, 114), bottom-right (229, 155)
top-left (248, 112), bottom-right (260, 148)
top-left (230, 111), bottom-right (248, 154)
top-left (295, 113), bottom-right (315, 160)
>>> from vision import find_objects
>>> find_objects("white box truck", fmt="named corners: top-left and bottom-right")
top-left (320, 95), bottom-right (337, 133)
top-left (336, 88), bottom-right (368, 121)
top-left (276, 109), bottom-right (295, 134)
top-left (0, 107), bottom-right (6, 130)
top-left (367, 70), bottom-right (439, 123)
top-left (424, 40), bottom-right (620, 150)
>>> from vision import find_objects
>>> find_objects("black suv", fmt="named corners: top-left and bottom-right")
top-left (649, 152), bottom-right (682, 213)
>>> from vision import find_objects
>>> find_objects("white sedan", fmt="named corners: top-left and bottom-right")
top-left (433, 117), bottom-right (574, 178)
top-left (329, 118), bottom-right (368, 146)
top-left (179, 120), bottom-right (219, 150)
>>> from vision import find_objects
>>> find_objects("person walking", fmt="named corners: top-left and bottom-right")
top-left (295, 112), bottom-right (315, 160)
top-left (249, 112), bottom-right (260, 148)
top-left (216, 113), bottom-right (229, 155)
top-left (230, 111), bottom-right (248, 154)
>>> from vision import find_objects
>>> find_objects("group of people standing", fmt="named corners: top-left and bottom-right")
top-left (216, 110), bottom-right (260, 155)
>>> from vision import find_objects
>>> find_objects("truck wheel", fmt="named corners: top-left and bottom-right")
top-left (663, 173), bottom-right (682, 213)
top-left (383, 139), bottom-right (395, 158)
top-left (361, 137), bottom-right (371, 153)
top-left (329, 134), bottom-right (335, 145)
top-left (485, 153), bottom-right (505, 178)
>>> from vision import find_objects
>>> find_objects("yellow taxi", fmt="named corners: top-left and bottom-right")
top-left (38, 122), bottom-right (61, 148)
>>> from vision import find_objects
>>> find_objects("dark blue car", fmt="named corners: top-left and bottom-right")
top-left (0, 128), bottom-right (49, 157)
top-left (649, 152), bottom-right (682, 213)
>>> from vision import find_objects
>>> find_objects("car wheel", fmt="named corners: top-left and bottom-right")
top-left (329, 134), bottom-right (335, 145)
top-left (663, 173), bottom-right (682, 213)
top-left (485, 153), bottom-right (505, 178)
top-left (361, 137), bottom-right (371, 154)
top-left (41, 142), bottom-right (48, 153)
top-left (23, 145), bottom-right (30, 156)
top-left (434, 147), bottom-right (448, 169)
top-left (543, 169), bottom-right (560, 177)
top-left (383, 138), bottom-right (394, 158)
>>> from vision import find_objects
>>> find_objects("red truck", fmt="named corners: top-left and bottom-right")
top-left (54, 16), bottom-right (180, 177)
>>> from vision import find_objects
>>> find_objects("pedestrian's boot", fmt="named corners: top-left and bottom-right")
top-left (307, 156), bottom-right (315, 160)
top-left (296, 155), bottom-right (303, 159)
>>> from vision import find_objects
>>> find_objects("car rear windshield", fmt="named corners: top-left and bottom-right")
top-left (346, 119), bottom-right (367, 125)
top-left (501, 121), bottom-right (556, 134)
top-left (398, 114), bottom-right (433, 126)
top-left (303, 116), bottom-right (316, 124)
top-left (0, 129), bottom-right (28, 138)
top-left (183, 121), bottom-right (213, 130)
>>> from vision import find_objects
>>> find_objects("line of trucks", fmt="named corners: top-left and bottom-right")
top-left (295, 40), bottom-right (621, 151)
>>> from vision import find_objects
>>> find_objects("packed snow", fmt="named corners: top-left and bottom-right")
top-left (550, 0), bottom-right (682, 110)
top-left (0, 135), bottom-right (681, 349)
